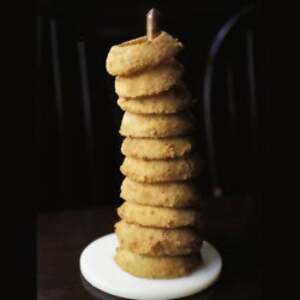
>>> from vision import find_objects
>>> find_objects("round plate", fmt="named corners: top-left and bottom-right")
top-left (80, 233), bottom-right (222, 300)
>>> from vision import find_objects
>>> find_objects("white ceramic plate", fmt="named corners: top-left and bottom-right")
top-left (80, 233), bottom-right (222, 300)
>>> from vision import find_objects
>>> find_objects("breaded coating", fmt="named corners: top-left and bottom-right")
top-left (120, 177), bottom-right (201, 208)
top-left (120, 154), bottom-right (203, 183)
top-left (115, 247), bottom-right (201, 278)
top-left (117, 84), bottom-right (191, 114)
top-left (121, 136), bottom-right (195, 160)
top-left (117, 202), bottom-right (201, 228)
top-left (115, 220), bottom-right (202, 256)
top-left (115, 60), bottom-right (183, 98)
top-left (106, 31), bottom-right (183, 76)
top-left (119, 111), bottom-right (195, 138)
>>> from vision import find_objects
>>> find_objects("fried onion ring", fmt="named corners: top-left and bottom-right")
top-left (115, 60), bottom-right (183, 98)
top-left (106, 31), bottom-right (183, 76)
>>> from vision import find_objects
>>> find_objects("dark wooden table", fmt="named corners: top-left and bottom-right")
top-left (37, 195), bottom-right (262, 300)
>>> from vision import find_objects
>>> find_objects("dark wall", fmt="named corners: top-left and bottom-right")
top-left (36, 0), bottom-right (257, 212)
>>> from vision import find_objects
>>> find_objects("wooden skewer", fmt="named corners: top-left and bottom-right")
top-left (146, 8), bottom-right (160, 40)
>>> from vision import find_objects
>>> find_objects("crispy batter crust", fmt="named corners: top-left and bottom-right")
top-left (117, 202), bottom-right (201, 228)
top-left (120, 154), bottom-right (203, 183)
top-left (117, 84), bottom-right (191, 114)
top-left (115, 220), bottom-right (202, 256)
top-left (115, 247), bottom-right (201, 278)
top-left (120, 177), bottom-right (201, 208)
top-left (121, 136), bottom-right (195, 160)
top-left (119, 111), bottom-right (195, 138)
top-left (115, 60), bottom-right (183, 98)
top-left (106, 31), bottom-right (183, 76)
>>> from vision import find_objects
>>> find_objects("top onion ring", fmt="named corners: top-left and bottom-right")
top-left (106, 31), bottom-right (183, 76)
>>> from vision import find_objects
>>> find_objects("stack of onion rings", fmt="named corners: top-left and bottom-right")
top-left (106, 31), bottom-right (203, 279)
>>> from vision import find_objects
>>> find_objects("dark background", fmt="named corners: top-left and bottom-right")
top-left (36, 0), bottom-right (259, 213)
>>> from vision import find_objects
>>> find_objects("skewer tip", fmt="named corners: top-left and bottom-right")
top-left (146, 8), bottom-right (160, 40)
